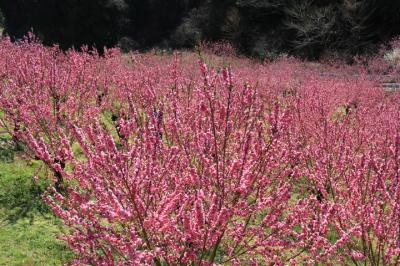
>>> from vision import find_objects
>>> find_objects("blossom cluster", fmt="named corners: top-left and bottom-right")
top-left (0, 36), bottom-right (399, 265)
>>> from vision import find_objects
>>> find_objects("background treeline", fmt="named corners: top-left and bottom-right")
top-left (1, 0), bottom-right (400, 59)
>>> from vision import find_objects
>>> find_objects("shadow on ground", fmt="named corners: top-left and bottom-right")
top-left (0, 136), bottom-right (49, 224)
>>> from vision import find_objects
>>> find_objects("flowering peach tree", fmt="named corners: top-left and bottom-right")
top-left (0, 36), bottom-right (399, 265)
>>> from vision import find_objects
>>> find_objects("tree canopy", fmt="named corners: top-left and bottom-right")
top-left (1, 0), bottom-right (400, 58)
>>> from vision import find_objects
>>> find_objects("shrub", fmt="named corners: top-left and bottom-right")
top-left (170, 5), bottom-right (210, 48)
top-left (0, 37), bottom-right (400, 265)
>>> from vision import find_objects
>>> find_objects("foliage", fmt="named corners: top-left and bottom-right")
top-left (170, 4), bottom-right (211, 48)
top-left (0, 0), bottom-right (126, 50)
top-left (2, 0), bottom-right (400, 58)
top-left (0, 9), bottom-right (4, 28)
top-left (123, 0), bottom-right (203, 47)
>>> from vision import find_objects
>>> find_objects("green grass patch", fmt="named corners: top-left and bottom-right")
top-left (0, 158), bottom-right (48, 222)
top-left (0, 216), bottom-right (73, 266)
top-left (0, 153), bottom-right (72, 265)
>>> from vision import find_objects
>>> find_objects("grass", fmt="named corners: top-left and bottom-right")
top-left (0, 137), bottom-right (72, 265)
top-left (0, 216), bottom-right (72, 266)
